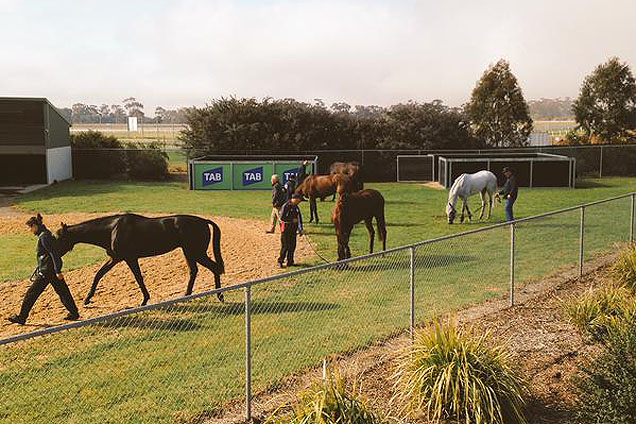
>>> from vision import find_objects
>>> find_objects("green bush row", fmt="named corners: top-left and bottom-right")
top-left (70, 130), bottom-right (169, 180)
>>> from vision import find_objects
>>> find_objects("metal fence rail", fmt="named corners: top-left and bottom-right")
top-left (1, 192), bottom-right (635, 423)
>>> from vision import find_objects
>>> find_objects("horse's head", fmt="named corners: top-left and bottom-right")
top-left (55, 222), bottom-right (76, 255)
top-left (446, 202), bottom-right (457, 224)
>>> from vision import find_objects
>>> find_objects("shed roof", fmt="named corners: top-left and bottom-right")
top-left (0, 97), bottom-right (71, 126)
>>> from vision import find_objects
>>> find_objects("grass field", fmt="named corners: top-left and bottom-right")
top-left (71, 123), bottom-right (185, 146)
top-left (1, 177), bottom-right (635, 423)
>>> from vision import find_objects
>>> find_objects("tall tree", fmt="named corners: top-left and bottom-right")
top-left (122, 97), bottom-right (144, 118)
top-left (111, 104), bottom-right (126, 124)
top-left (154, 106), bottom-right (166, 123)
top-left (465, 59), bottom-right (533, 147)
top-left (98, 104), bottom-right (110, 124)
top-left (573, 57), bottom-right (636, 142)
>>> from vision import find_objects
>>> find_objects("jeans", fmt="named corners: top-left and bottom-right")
top-left (505, 198), bottom-right (516, 221)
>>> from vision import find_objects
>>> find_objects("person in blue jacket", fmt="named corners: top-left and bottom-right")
top-left (497, 167), bottom-right (518, 221)
top-left (7, 214), bottom-right (79, 325)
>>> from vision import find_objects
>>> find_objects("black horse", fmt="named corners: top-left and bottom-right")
top-left (56, 213), bottom-right (225, 306)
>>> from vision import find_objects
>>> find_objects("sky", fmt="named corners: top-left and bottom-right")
top-left (1, 0), bottom-right (635, 114)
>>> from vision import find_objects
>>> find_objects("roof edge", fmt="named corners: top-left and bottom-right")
top-left (0, 97), bottom-right (72, 126)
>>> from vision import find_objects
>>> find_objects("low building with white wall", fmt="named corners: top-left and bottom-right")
top-left (0, 97), bottom-right (72, 186)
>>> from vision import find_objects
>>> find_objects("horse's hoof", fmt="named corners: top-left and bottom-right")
top-left (141, 299), bottom-right (149, 306)
top-left (217, 293), bottom-right (225, 303)
top-left (83, 299), bottom-right (92, 306)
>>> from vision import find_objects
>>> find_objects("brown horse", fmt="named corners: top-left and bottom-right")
top-left (332, 189), bottom-right (387, 261)
top-left (295, 174), bottom-right (354, 223)
top-left (329, 162), bottom-right (363, 199)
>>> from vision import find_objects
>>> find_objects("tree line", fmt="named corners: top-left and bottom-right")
top-left (59, 97), bottom-right (188, 124)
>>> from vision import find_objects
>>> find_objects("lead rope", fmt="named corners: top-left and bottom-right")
top-left (302, 232), bottom-right (331, 263)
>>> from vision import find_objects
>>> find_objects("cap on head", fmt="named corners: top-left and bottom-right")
top-left (271, 174), bottom-right (280, 183)
top-left (502, 167), bottom-right (513, 174)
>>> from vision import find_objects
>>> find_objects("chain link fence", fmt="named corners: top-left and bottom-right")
top-left (1, 193), bottom-right (635, 423)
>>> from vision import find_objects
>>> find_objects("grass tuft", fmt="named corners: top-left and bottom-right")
top-left (392, 320), bottom-right (527, 424)
top-left (563, 283), bottom-right (635, 339)
top-left (611, 243), bottom-right (636, 290)
top-left (266, 370), bottom-right (384, 424)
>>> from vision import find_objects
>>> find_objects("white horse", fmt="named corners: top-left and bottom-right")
top-left (446, 170), bottom-right (498, 224)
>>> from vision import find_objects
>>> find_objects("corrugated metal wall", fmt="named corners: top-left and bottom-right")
top-left (0, 100), bottom-right (45, 146)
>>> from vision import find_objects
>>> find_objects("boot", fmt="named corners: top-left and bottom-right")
top-left (7, 315), bottom-right (26, 325)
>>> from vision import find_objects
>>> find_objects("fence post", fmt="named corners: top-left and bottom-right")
top-left (245, 286), bottom-right (252, 422)
top-left (599, 146), bottom-right (603, 178)
top-left (579, 206), bottom-right (585, 279)
top-left (510, 223), bottom-right (515, 307)
top-left (631, 194), bottom-right (635, 243)
top-left (409, 246), bottom-right (415, 339)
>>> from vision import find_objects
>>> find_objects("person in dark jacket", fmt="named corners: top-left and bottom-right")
top-left (284, 174), bottom-right (297, 201)
top-left (7, 214), bottom-right (79, 325)
top-left (296, 160), bottom-right (310, 185)
top-left (497, 167), bottom-right (518, 221)
top-left (278, 194), bottom-right (304, 268)
top-left (267, 174), bottom-right (287, 234)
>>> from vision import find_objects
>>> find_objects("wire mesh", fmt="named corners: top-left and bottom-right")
top-left (1, 193), bottom-right (635, 423)
top-left (250, 248), bottom-right (410, 409)
top-left (0, 290), bottom-right (245, 424)
top-left (413, 225), bottom-right (509, 324)
top-left (583, 197), bottom-right (632, 272)
top-left (515, 209), bottom-right (581, 286)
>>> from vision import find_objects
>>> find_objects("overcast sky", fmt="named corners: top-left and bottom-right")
top-left (1, 0), bottom-right (635, 114)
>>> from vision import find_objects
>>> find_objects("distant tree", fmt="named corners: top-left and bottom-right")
top-left (528, 97), bottom-right (575, 120)
top-left (573, 57), bottom-right (636, 142)
top-left (465, 59), bottom-right (533, 147)
top-left (154, 106), bottom-right (166, 123)
top-left (122, 97), bottom-right (144, 118)
top-left (71, 103), bottom-right (86, 123)
top-left (98, 104), bottom-right (110, 124)
top-left (111, 104), bottom-right (126, 124)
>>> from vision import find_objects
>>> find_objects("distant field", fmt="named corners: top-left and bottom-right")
top-left (70, 123), bottom-right (186, 146)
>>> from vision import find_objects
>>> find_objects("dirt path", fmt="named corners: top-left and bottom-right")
top-left (204, 252), bottom-right (616, 424)
top-left (0, 212), bottom-right (315, 339)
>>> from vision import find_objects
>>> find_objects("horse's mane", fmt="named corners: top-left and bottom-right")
top-left (66, 214), bottom-right (130, 229)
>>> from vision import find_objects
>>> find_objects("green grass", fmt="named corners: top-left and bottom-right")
top-left (2, 177), bottom-right (636, 423)
top-left (5, 177), bottom-right (636, 284)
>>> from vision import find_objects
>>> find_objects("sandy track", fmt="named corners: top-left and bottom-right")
top-left (0, 212), bottom-right (316, 339)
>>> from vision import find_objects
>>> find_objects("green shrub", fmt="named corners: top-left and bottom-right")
top-left (267, 370), bottom-right (384, 424)
top-left (575, 323), bottom-right (636, 424)
top-left (611, 244), bottom-right (636, 289)
top-left (70, 130), bottom-right (126, 178)
top-left (125, 143), bottom-right (169, 181)
top-left (564, 283), bottom-right (634, 340)
top-left (392, 320), bottom-right (527, 424)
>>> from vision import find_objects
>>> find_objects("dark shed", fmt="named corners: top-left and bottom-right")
top-left (0, 97), bottom-right (72, 185)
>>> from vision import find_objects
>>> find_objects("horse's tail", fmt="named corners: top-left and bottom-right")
top-left (206, 219), bottom-right (225, 274)
top-left (376, 203), bottom-right (387, 251)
